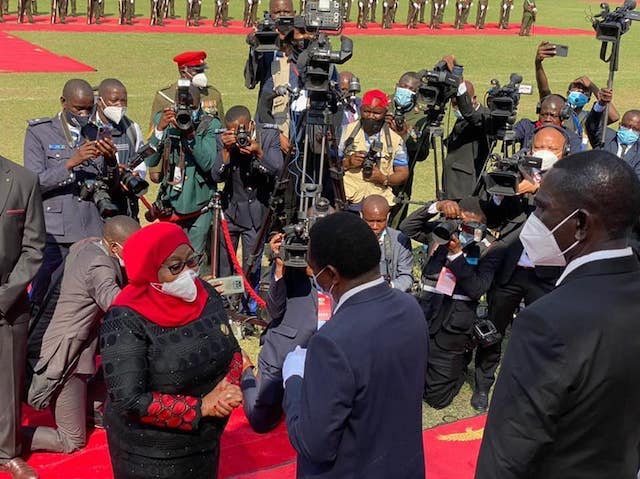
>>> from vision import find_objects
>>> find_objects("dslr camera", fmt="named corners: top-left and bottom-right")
top-left (118, 143), bottom-right (156, 198)
top-left (362, 139), bottom-right (383, 179)
top-left (144, 197), bottom-right (173, 222)
top-left (79, 178), bottom-right (119, 218)
top-left (173, 79), bottom-right (196, 132)
top-left (432, 219), bottom-right (487, 249)
top-left (483, 151), bottom-right (542, 196)
top-left (235, 125), bottom-right (251, 148)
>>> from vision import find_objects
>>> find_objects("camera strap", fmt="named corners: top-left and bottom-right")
top-left (382, 125), bottom-right (393, 156)
top-left (382, 229), bottom-right (394, 280)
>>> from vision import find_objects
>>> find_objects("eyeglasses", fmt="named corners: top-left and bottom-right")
top-left (164, 253), bottom-right (204, 275)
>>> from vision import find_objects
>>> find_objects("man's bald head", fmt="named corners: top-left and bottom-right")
top-left (397, 71), bottom-right (421, 92)
top-left (532, 126), bottom-right (567, 163)
top-left (62, 79), bottom-right (93, 101)
top-left (98, 78), bottom-right (126, 98)
top-left (538, 94), bottom-right (567, 126)
top-left (269, 0), bottom-right (294, 17)
top-left (103, 216), bottom-right (141, 244)
top-left (621, 110), bottom-right (640, 132)
top-left (361, 195), bottom-right (390, 237)
top-left (340, 71), bottom-right (354, 93)
top-left (60, 79), bottom-right (95, 117)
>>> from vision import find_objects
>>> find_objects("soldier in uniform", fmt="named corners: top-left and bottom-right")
top-left (417, 0), bottom-right (427, 24)
top-left (148, 51), bottom-right (224, 182)
top-left (17, 0), bottom-right (34, 23)
top-left (498, 0), bottom-right (513, 29)
top-left (356, 0), bottom-right (369, 28)
top-left (145, 84), bottom-right (220, 256)
top-left (213, 0), bottom-right (228, 26)
top-left (342, 0), bottom-right (351, 22)
top-left (518, 0), bottom-right (536, 36)
top-left (243, 0), bottom-right (259, 27)
top-left (381, 0), bottom-right (395, 28)
top-left (24, 79), bottom-right (119, 308)
top-left (406, 0), bottom-right (419, 29)
top-left (118, 0), bottom-right (134, 24)
top-left (87, 0), bottom-right (104, 23)
top-left (475, 0), bottom-right (488, 29)
top-left (454, 0), bottom-right (470, 29)
top-left (186, 0), bottom-right (202, 26)
top-left (2, 0), bottom-right (8, 15)
top-left (369, 0), bottom-right (376, 22)
top-left (149, 0), bottom-right (165, 25)
top-left (430, 0), bottom-right (445, 29)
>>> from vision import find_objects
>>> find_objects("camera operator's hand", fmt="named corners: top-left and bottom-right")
top-left (436, 200), bottom-right (461, 219)
top-left (157, 107), bottom-right (177, 132)
top-left (385, 113), bottom-right (409, 139)
top-left (535, 41), bottom-right (556, 64)
top-left (448, 234), bottom-right (463, 255)
top-left (221, 130), bottom-right (238, 151)
top-left (517, 178), bottom-right (539, 195)
top-left (441, 54), bottom-right (457, 73)
top-left (95, 137), bottom-right (117, 163)
top-left (66, 142), bottom-right (100, 170)
top-left (574, 76), bottom-right (598, 95)
top-left (597, 87), bottom-right (613, 106)
top-left (344, 150), bottom-right (366, 170)
top-left (364, 165), bottom-right (386, 185)
top-left (239, 138), bottom-right (263, 160)
top-left (269, 232), bottom-right (285, 280)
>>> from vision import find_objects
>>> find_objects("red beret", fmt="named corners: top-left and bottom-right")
top-left (172, 51), bottom-right (207, 69)
top-left (362, 89), bottom-right (389, 109)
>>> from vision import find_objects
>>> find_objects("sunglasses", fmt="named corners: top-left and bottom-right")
top-left (164, 253), bottom-right (204, 275)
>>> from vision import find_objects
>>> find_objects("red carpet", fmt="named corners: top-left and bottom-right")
top-left (0, 15), bottom-right (592, 36)
top-left (0, 31), bottom-right (95, 73)
top-left (1, 406), bottom-right (485, 479)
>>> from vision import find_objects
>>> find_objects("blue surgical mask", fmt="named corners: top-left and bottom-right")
top-left (394, 87), bottom-right (415, 109)
top-left (191, 108), bottom-right (201, 123)
top-left (567, 91), bottom-right (589, 109)
top-left (311, 266), bottom-right (335, 298)
top-left (617, 126), bottom-right (640, 146)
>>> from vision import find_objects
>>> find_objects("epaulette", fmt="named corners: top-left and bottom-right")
top-left (27, 117), bottom-right (52, 126)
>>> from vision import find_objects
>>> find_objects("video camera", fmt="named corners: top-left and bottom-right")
top-left (417, 61), bottom-right (461, 113)
top-left (279, 197), bottom-right (331, 268)
top-left (593, 0), bottom-right (640, 42)
top-left (173, 79), bottom-right (196, 132)
top-left (432, 219), bottom-right (487, 249)
top-left (483, 151), bottom-right (542, 196)
top-left (486, 73), bottom-right (532, 141)
top-left (253, 12), bottom-right (295, 52)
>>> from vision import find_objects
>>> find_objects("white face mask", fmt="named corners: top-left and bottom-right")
top-left (532, 149), bottom-right (559, 172)
top-left (102, 104), bottom-right (127, 125)
top-left (519, 209), bottom-right (580, 267)
top-left (191, 73), bottom-right (208, 89)
top-left (151, 269), bottom-right (199, 302)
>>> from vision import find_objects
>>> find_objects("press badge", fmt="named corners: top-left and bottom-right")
top-left (172, 167), bottom-right (183, 191)
top-left (317, 292), bottom-right (332, 330)
top-left (48, 144), bottom-right (66, 150)
top-left (435, 267), bottom-right (457, 296)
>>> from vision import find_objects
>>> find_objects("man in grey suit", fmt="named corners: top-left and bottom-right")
top-left (25, 216), bottom-right (139, 454)
top-left (24, 79), bottom-right (119, 308)
top-left (0, 156), bottom-right (45, 479)
top-left (361, 195), bottom-right (414, 292)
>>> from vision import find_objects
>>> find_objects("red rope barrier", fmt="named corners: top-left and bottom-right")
top-left (219, 216), bottom-right (266, 310)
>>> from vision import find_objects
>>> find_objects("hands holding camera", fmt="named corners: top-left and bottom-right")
top-left (436, 200), bottom-right (461, 219)
top-left (221, 129), bottom-right (263, 164)
top-left (157, 107), bottom-right (177, 132)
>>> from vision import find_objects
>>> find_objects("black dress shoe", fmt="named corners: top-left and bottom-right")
top-left (470, 390), bottom-right (489, 412)
top-left (1, 458), bottom-right (39, 479)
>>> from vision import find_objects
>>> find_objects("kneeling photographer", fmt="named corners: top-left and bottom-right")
top-left (400, 197), bottom-right (501, 410)
top-left (145, 81), bottom-right (220, 255)
top-left (472, 124), bottom-right (570, 412)
top-left (212, 105), bottom-right (284, 315)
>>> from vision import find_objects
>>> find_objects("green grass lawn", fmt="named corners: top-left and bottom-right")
top-left (1, 0), bottom-right (638, 428)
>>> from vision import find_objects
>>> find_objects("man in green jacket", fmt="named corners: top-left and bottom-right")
top-left (519, 0), bottom-right (536, 36)
top-left (146, 83), bottom-right (220, 255)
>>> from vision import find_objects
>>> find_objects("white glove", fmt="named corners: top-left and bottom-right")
top-left (282, 346), bottom-right (307, 385)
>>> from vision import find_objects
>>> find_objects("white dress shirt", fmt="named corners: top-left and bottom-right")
top-left (556, 247), bottom-right (633, 286)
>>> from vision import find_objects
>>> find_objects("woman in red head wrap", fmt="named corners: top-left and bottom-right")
top-left (100, 222), bottom-right (243, 479)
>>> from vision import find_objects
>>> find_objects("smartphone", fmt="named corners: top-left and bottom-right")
top-left (554, 44), bottom-right (569, 57)
top-left (96, 126), bottom-right (112, 141)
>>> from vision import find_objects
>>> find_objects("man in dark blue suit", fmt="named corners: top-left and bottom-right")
top-left (282, 212), bottom-right (427, 479)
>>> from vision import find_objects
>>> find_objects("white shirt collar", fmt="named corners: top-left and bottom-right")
top-left (556, 247), bottom-right (633, 286)
top-left (333, 276), bottom-right (386, 314)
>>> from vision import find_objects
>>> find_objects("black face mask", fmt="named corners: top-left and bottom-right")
top-left (361, 118), bottom-right (385, 135)
top-left (65, 110), bottom-right (90, 129)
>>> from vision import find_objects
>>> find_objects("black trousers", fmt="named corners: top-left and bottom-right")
top-left (474, 266), bottom-right (555, 393)
top-left (0, 300), bottom-right (29, 464)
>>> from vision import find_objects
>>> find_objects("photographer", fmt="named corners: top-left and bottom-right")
top-left (25, 216), bottom-right (139, 454)
top-left (513, 94), bottom-right (582, 153)
top-left (86, 78), bottom-right (147, 221)
top-left (339, 71), bottom-right (361, 128)
top-left (339, 89), bottom-right (409, 210)
top-left (534, 41), bottom-right (620, 147)
top-left (443, 79), bottom-right (491, 200)
top-left (145, 83), bottom-right (220, 256)
top-left (24, 79), bottom-right (119, 308)
top-left (400, 197), bottom-right (501, 409)
top-left (212, 106), bottom-right (284, 315)
top-left (240, 232), bottom-right (318, 433)
top-left (472, 125), bottom-right (569, 412)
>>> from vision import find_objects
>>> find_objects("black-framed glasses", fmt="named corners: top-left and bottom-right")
top-left (164, 253), bottom-right (204, 275)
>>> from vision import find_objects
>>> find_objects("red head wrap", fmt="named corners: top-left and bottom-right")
top-left (111, 222), bottom-right (208, 328)
top-left (362, 89), bottom-right (390, 109)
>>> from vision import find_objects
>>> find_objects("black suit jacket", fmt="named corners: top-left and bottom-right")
top-left (476, 254), bottom-right (640, 479)
top-left (284, 282), bottom-right (427, 479)
top-left (0, 156), bottom-right (45, 322)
